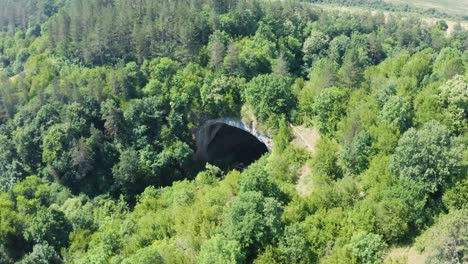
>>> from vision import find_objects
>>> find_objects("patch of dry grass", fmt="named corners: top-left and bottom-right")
top-left (385, 246), bottom-right (428, 264)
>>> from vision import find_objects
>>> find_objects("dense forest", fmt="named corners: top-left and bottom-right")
top-left (0, 0), bottom-right (467, 263)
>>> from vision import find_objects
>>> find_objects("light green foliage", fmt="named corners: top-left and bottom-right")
top-left (208, 30), bottom-right (228, 71)
top-left (372, 78), bottom-right (397, 107)
top-left (239, 159), bottom-right (283, 199)
top-left (297, 81), bottom-right (318, 123)
top-left (349, 231), bottom-right (387, 264)
top-left (142, 57), bottom-right (180, 95)
top-left (374, 198), bottom-right (409, 243)
top-left (273, 117), bottom-right (292, 153)
top-left (237, 35), bottom-right (276, 78)
top-left (413, 84), bottom-right (445, 127)
top-left (438, 75), bottom-right (468, 133)
top-left (303, 30), bottom-right (330, 66)
top-left (272, 52), bottom-right (290, 75)
top-left (311, 137), bottom-right (342, 180)
top-left (244, 74), bottom-right (295, 121)
top-left (201, 75), bottom-right (245, 117)
top-left (327, 35), bottom-right (350, 65)
top-left (224, 40), bottom-right (241, 76)
top-left (277, 224), bottom-right (315, 263)
top-left (121, 244), bottom-right (164, 264)
top-left (442, 179), bottom-right (467, 210)
top-left (340, 90), bottom-right (379, 138)
top-left (195, 164), bottom-right (222, 186)
top-left (361, 155), bottom-right (396, 195)
top-left (308, 58), bottom-right (339, 91)
top-left (390, 121), bottom-right (461, 193)
top-left (13, 175), bottom-right (51, 214)
top-left (198, 234), bottom-right (245, 264)
top-left (401, 50), bottom-right (433, 85)
top-left (155, 239), bottom-right (195, 263)
top-left (267, 144), bottom-right (310, 183)
top-left (253, 246), bottom-right (281, 264)
top-left (415, 209), bottom-right (467, 264)
top-left (0, 193), bottom-right (17, 244)
top-left (304, 208), bottom-right (346, 257)
top-left (19, 243), bottom-right (62, 264)
top-left (368, 124), bottom-right (400, 154)
top-left (433, 47), bottom-right (464, 80)
top-left (60, 195), bottom-right (95, 230)
top-left (378, 95), bottom-right (412, 132)
top-left (170, 63), bottom-right (206, 118)
top-left (311, 87), bottom-right (348, 135)
top-left (223, 191), bottom-right (283, 250)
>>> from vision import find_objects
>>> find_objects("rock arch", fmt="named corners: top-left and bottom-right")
top-left (195, 118), bottom-right (272, 169)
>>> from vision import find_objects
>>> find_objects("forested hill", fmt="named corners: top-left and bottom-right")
top-left (0, 0), bottom-right (467, 263)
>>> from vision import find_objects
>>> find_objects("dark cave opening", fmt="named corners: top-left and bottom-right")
top-left (205, 124), bottom-right (268, 170)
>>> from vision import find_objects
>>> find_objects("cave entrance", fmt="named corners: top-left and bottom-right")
top-left (201, 123), bottom-right (268, 170)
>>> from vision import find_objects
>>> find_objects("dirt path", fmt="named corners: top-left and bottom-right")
top-left (290, 125), bottom-right (320, 196)
top-left (290, 124), bottom-right (320, 155)
top-left (296, 164), bottom-right (313, 196)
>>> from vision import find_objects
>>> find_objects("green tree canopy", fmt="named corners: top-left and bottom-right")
top-left (390, 121), bottom-right (461, 193)
top-left (244, 74), bottom-right (295, 122)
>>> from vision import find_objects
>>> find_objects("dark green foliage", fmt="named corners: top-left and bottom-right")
top-left (112, 149), bottom-right (148, 194)
top-left (201, 75), bottom-right (245, 117)
top-left (223, 191), bottom-right (282, 251)
top-left (349, 231), bottom-right (387, 264)
top-left (390, 121), bottom-right (461, 193)
top-left (0, 135), bottom-right (25, 191)
top-left (239, 159), bottom-right (284, 200)
top-left (277, 224), bottom-right (315, 263)
top-left (19, 243), bottom-right (62, 264)
top-left (442, 180), bottom-right (468, 210)
top-left (244, 74), bottom-right (295, 121)
top-left (341, 130), bottom-right (373, 175)
top-left (311, 87), bottom-right (348, 135)
top-left (24, 207), bottom-right (72, 250)
top-left (303, 30), bottom-right (330, 67)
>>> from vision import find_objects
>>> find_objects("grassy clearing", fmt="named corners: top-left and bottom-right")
top-left (385, 246), bottom-right (428, 264)
top-left (383, 0), bottom-right (468, 16)
top-left (311, 3), bottom-right (467, 33)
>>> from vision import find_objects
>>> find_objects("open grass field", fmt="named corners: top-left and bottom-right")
top-left (384, 0), bottom-right (468, 16)
top-left (311, 3), bottom-right (467, 33)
